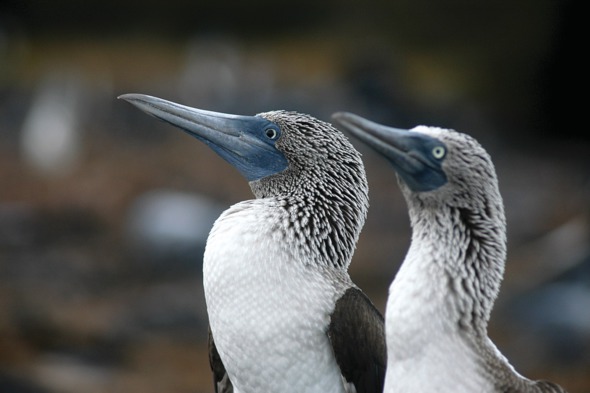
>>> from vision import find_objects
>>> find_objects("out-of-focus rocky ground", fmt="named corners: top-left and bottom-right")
top-left (1, 1), bottom-right (588, 392)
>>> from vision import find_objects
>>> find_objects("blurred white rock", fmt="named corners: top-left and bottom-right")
top-left (21, 71), bottom-right (85, 175)
top-left (125, 188), bottom-right (225, 268)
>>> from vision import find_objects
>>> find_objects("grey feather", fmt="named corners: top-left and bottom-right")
top-left (122, 101), bottom-right (384, 393)
top-left (250, 111), bottom-right (369, 270)
top-left (333, 113), bottom-right (567, 393)
top-left (399, 129), bottom-right (565, 392)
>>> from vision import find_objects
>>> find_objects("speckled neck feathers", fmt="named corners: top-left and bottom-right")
top-left (204, 111), bottom-right (378, 393)
top-left (407, 197), bottom-right (506, 334)
top-left (387, 127), bottom-right (566, 392)
top-left (402, 128), bottom-right (506, 334)
top-left (250, 111), bottom-right (369, 270)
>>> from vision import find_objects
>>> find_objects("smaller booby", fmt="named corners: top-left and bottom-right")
top-left (332, 112), bottom-right (568, 393)
top-left (119, 95), bottom-right (386, 393)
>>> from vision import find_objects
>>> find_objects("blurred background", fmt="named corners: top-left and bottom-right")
top-left (0, 0), bottom-right (588, 392)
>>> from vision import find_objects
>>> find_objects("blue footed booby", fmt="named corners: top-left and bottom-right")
top-left (119, 95), bottom-right (386, 393)
top-left (332, 112), bottom-right (568, 393)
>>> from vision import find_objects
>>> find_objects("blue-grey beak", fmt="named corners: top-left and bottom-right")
top-left (332, 112), bottom-right (447, 192)
top-left (119, 94), bottom-right (288, 181)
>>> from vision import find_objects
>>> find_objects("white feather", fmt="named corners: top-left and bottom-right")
top-left (384, 243), bottom-right (493, 392)
top-left (204, 199), bottom-right (348, 393)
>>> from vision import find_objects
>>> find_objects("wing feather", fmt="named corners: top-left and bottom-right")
top-left (328, 287), bottom-right (386, 393)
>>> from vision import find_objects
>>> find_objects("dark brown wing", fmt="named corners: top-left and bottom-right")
top-left (327, 287), bottom-right (386, 393)
top-left (208, 327), bottom-right (234, 393)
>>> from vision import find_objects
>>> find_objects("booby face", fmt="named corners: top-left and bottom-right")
top-left (333, 110), bottom-right (507, 327)
top-left (332, 112), bottom-right (502, 215)
top-left (119, 94), bottom-right (288, 181)
top-left (332, 112), bottom-right (448, 192)
top-left (120, 95), bottom-right (369, 269)
top-left (333, 112), bottom-right (568, 393)
top-left (120, 97), bottom-right (385, 393)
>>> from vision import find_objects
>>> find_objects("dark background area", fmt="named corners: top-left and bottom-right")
top-left (1, 1), bottom-right (588, 392)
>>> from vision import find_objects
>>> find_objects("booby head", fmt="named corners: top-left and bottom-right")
top-left (332, 112), bottom-right (503, 219)
top-left (333, 111), bottom-right (507, 327)
top-left (332, 116), bottom-right (568, 393)
top-left (119, 94), bottom-right (288, 182)
top-left (120, 97), bottom-right (385, 393)
top-left (120, 95), bottom-right (369, 269)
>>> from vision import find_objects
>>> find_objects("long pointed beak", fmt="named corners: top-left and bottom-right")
top-left (332, 112), bottom-right (447, 192)
top-left (119, 94), bottom-right (288, 181)
top-left (331, 112), bottom-right (413, 161)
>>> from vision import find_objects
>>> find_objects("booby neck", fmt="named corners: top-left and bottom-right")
top-left (383, 177), bottom-right (508, 392)
top-left (248, 110), bottom-right (369, 270)
top-left (119, 98), bottom-right (385, 393)
top-left (384, 190), bottom-right (512, 392)
top-left (403, 187), bottom-right (507, 335)
top-left (332, 111), bottom-right (568, 393)
top-left (201, 111), bottom-right (378, 393)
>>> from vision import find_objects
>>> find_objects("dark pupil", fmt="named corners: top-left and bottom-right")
top-left (266, 129), bottom-right (276, 138)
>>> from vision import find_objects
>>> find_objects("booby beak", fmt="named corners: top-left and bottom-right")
top-left (332, 112), bottom-right (447, 192)
top-left (119, 94), bottom-right (288, 181)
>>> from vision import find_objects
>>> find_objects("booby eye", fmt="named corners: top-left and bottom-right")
top-left (265, 128), bottom-right (279, 140)
top-left (432, 146), bottom-right (446, 159)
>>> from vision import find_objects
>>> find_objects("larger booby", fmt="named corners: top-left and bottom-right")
top-left (332, 112), bottom-right (567, 393)
top-left (119, 95), bottom-right (386, 393)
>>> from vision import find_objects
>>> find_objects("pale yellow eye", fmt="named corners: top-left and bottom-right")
top-left (432, 146), bottom-right (446, 159)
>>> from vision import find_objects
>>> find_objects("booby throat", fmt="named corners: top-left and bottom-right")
top-left (333, 112), bottom-right (567, 393)
top-left (119, 95), bottom-right (386, 393)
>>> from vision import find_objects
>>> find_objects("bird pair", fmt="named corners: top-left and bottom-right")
top-left (120, 94), bottom-right (567, 393)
